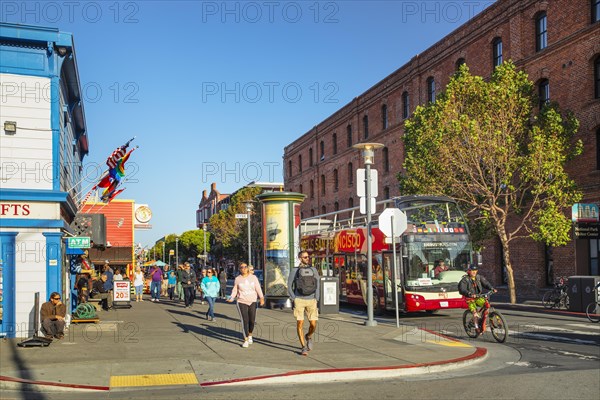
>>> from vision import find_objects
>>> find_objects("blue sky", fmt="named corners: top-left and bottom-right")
top-left (2, 1), bottom-right (494, 246)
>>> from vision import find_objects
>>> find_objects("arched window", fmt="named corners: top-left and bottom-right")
top-left (298, 154), bottom-right (302, 173)
top-left (384, 186), bottom-right (390, 200)
top-left (333, 169), bottom-right (338, 191)
top-left (311, 209), bottom-right (315, 217)
top-left (535, 11), bottom-right (547, 51)
top-left (383, 147), bottom-right (389, 172)
top-left (363, 115), bottom-right (369, 139)
top-left (595, 55), bottom-right (600, 99)
top-left (348, 197), bottom-right (354, 208)
top-left (320, 141), bottom-right (325, 161)
top-left (455, 58), bottom-right (466, 70)
top-left (309, 148), bottom-right (313, 166)
top-left (426, 77), bottom-right (436, 103)
top-left (310, 180), bottom-right (314, 198)
top-left (332, 133), bottom-right (338, 155)
top-left (321, 205), bottom-right (326, 214)
top-left (381, 104), bottom-right (388, 130)
top-left (321, 174), bottom-right (326, 196)
top-left (299, 184), bottom-right (303, 194)
top-left (347, 124), bottom-right (353, 147)
top-left (348, 162), bottom-right (354, 186)
top-left (402, 91), bottom-right (410, 119)
top-left (334, 201), bottom-right (339, 211)
top-left (492, 37), bottom-right (503, 67)
top-left (539, 79), bottom-right (550, 108)
top-left (288, 160), bottom-right (292, 177)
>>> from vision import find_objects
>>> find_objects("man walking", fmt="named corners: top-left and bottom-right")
top-left (287, 251), bottom-right (320, 356)
top-left (218, 268), bottom-right (228, 299)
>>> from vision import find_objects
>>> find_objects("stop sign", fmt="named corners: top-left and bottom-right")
top-left (379, 208), bottom-right (407, 238)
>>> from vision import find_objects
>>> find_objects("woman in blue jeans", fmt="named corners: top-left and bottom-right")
top-left (201, 268), bottom-right (220, 321)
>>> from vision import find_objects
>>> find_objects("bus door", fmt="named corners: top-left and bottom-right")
top-left (382, 251), bottom-right (405, 310)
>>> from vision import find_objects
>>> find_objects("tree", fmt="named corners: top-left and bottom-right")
top-left (398, 62), bottom-right (582, 303)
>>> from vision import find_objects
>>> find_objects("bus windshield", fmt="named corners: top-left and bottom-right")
top-left (404, 239), bottom-right (471, 290)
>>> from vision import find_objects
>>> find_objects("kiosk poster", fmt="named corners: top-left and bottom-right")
top-left (264, 202), bottom-right (290, 297)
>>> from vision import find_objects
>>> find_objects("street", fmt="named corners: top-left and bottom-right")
top-left (2, 303), bottom-right (598, 400)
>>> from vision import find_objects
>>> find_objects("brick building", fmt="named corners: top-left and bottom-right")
top-left (283, 0), bottom-right (600, 295)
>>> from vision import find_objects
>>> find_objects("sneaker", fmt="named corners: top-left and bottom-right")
top-left (151, 299), bottom-right (155, 302)
top-left (242, 341), bottom-right (249, 348)
top-left (305, 334), bottom-right (313, 351)
top-left (248, 336), bottom-right (253, 344)
top-left (301, 347), bottom-right (309, 356)
top-left (156, 299), bottom-right (160, 302)
top-left (212, 318), bottom-right (217, 322)
top-left (55, 333), bottom-right (64, 340)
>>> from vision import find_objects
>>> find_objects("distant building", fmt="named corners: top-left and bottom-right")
top-left (283, 0), bottom-right (600, 295)
top-left (0, 23), bottom-right (90, 337)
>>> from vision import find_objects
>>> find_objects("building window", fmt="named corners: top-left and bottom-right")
top-left (381, 104), bottom-right (388, 130)
top-left (321, 205), bottom-right (327, 214)
top-left (455, 58), bottom-right (466, 70)
top-left (347, 124), bottom-right (352, 147)
top-left (321, 174), bottom-right (326, 196)
top-left (348, 197), bottom-right (354, 208)
top-left (333, 169), bottom-right (339, 191)
top-left (596, 128), bottom-right (600, 170)
top-left (309, 148), bottom-right (313, 166)
top-left (595, 56), bottom-right (600, 99)
top-left (333, 133), bottom-right (338, 155)
top-left (426, 77), bottom-right (436, 103)
top-left (288, 160), bottom-right (292, 177)
top-left (363, 115), bottom-right (369, 139)
top-left (402, 91), bottom-right (410, 119)
top-left (334, 201), bottom-right (339, 211)
top-left (539, 79), bottom-right (550, 108)
top-left (384, 186), bottom-right (390, 200)
top-left (535, 12), bottom-right (547, 51)
top-left (591, 239), bottom-right (599, 275)
top-left (320, 140), bottom-right (325, 161)
top-left (593, 0), bottom-right (599, 23)
top-left (310, 180), bottom-right (314, 198)
top-left (299, 184), bottom-right (303, 194)
top-left (492, 37), bottom-right (503, 67)
top-left (311, 209), bottom-right (315, 217)
top-left (298, 154), bottom-right (302, 173)
top-left (383, 147), bottom-right (389, 172)
top-left (348, 162), bottom-right (354, 186)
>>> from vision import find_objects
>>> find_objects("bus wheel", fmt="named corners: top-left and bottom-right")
top-left (425, 309), bottom-right (439, 314)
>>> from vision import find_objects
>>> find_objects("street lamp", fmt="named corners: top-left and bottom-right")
top-left (353, 142), bottom-right (384, 327)
top-left (243, 201), bottom-right (253, 266)
top-left (162, 241), bottom-right (166, 263)
top-left (203, 224), bottom-right (207, 267)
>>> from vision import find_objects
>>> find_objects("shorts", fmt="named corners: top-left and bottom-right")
top-left (135, 285), bottom-right (143, 295)
top-left (293, 298), bottom-right (319, 321)
top-left (467, 297), bottom-right (486, 313)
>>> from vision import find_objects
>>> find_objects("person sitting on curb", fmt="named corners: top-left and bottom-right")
top-left (288, 251), bottom-right (320, 356)
top-left (40, 292), bottom-right (66, 339)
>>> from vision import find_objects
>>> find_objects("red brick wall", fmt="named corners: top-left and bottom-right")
top-left (284, 0), bottom-right (600, 296)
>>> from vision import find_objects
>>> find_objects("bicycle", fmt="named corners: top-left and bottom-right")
top-left (585, 283), bottom-right (600, 323)
top-left (542, 277), bottom-right (570, 310)
top-left (462, 290), bottom-right (508, 343)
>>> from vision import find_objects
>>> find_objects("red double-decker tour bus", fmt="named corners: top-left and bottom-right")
top-left (300, 195), bottom-right (473, 315)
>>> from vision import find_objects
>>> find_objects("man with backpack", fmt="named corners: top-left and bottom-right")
top-left (287, 251), bottom-right (320, 356)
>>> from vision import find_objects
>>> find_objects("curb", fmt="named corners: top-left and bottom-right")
top-left (200, 347), bottom-right (488, 387)
top-left (0, 375), bottom-right (109, 392)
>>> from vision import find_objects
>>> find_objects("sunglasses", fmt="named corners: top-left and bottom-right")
top-left (301, 256), bottom-right (309, 259)
top-left (207, 271), bottom-right (213, 274)
top-left (52, 297), bottom-right (61, 300)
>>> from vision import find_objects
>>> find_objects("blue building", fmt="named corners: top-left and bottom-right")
top-left (0, 23), bottom-right (89, 338)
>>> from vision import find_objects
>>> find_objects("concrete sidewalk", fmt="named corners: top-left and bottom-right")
top-left (0, 295), bottom-right (486, 392)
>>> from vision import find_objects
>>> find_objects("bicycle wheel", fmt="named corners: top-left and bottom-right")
top-left (462, 310), bottom-right (479, 338)
top-left (489, 311), bottom-right (508, 343)
top-left (542, 291), bottom-right (555, 309)
top-left (586, 302), bottom-right (600, 323)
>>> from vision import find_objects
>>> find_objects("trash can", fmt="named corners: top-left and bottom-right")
top-left (319, 276), bottom-right (339, 314)
top-left (567, 276), bottom-right (583, 312)
top-left (581, 276), bottom-right (600, 313)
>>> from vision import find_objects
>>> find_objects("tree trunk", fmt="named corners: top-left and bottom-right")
top-left (499, 231), bottom-right (517, 304)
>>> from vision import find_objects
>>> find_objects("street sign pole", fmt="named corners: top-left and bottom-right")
top-left (391, 215), bottom-right (399, 328)
top-left (365, 161), bottom-right (376, 327)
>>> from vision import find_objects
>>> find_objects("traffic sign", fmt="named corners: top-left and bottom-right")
top-left (169, 249), bottom-right (175, 255)
top-left (235, 213), bottom-right (248, 219)
top-left (356, 169), bottom-right (378, 197)
top-left (379, 208), bottom-right (407, 238)
top-left (359, 197), bottom-right (376, 215)
top-left (67, 237), bottom-right (91, 249)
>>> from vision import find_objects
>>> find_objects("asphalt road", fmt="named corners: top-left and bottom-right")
top-left (4, 305), bottom-right (599, 400)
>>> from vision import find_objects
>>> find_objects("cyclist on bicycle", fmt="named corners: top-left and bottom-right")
top-left (458, 264), bottom-right (497, 329)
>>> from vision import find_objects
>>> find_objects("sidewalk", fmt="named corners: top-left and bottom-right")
top-left (0, 295), bottom-right (486, 392)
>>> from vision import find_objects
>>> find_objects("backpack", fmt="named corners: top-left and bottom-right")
top-left (294, 267), bottom-right (318, 296)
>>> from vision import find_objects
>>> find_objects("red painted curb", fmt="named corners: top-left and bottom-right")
top-left (0, 375), bottom-right (109, 391)
top-left (200, 347), bottom-right (487, 387)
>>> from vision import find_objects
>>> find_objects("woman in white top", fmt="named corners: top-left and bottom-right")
top-left (133, 266), bottom-right (145, 302)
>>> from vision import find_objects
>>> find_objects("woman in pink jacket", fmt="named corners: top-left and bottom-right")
top-left (227, 263), bottom-right (264, 348)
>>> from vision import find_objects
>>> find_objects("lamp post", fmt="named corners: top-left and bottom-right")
top-left (353, 142), bottom-right (384, 327)
top-left (162, 241), bottom-right (166, 263)
top-left (203, 224), bottom-right (207, 267)
top-left (175, 236), bottom-right (179, 267)
top-left (243, 201), bottom-right (253, 265)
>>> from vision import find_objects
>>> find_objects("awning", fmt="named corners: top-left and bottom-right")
top-left (65, 247), bottom-right (85, 255)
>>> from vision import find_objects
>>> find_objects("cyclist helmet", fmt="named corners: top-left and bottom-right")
top-left (467, 264), bottom-right (479, 271)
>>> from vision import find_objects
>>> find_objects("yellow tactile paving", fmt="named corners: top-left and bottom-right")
top-left (425, 339), bottom-right (472, 348)
top-left (110, 373), bottom-right (198, 387)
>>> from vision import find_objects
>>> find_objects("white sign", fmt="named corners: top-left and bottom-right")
top-left (417, 278), bottom-right (433, 286)
top-left (359, 197), bottom-right (376, 215)
top-left (379, 208), bottom-right (408, 238)
top-left (356, 169), bottom-right (378, 197)
top-left (322, 281), bottom-right (337, 305)
top-left (113, 280), bottom-right (131, 302)
top-left (0, 201), bottom-right (60, 219)
top-left (235, 213), bottom-right (248, 219)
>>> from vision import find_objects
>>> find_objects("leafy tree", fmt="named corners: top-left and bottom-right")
top-left (398, 62), bottom-right (582, 303)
